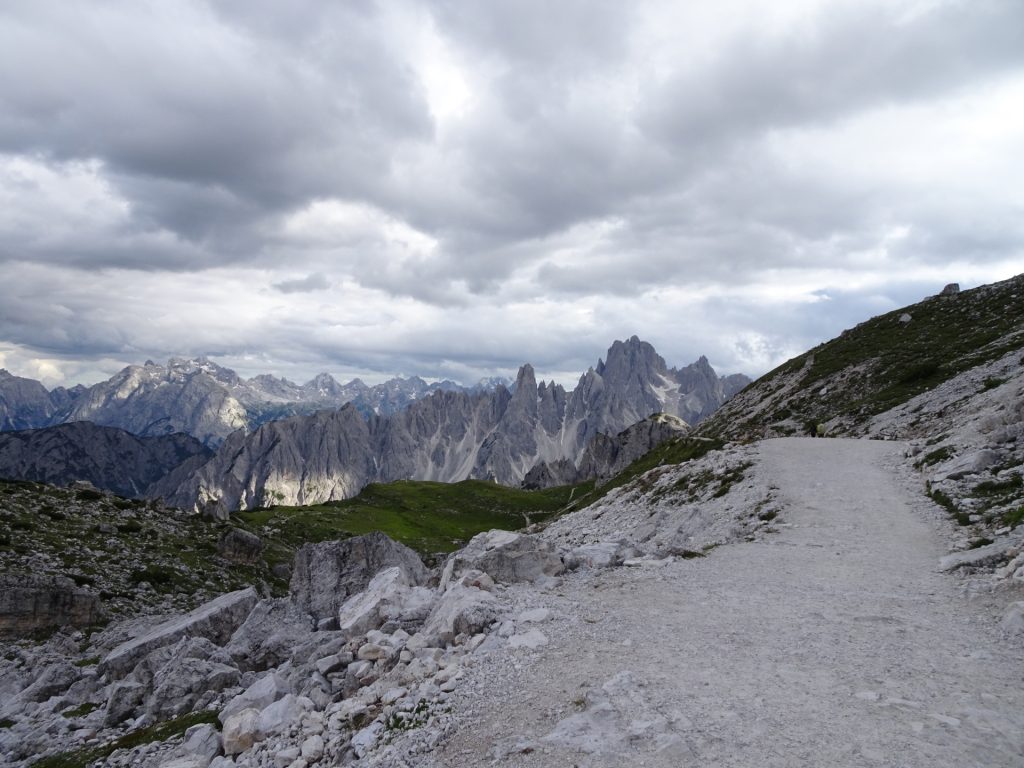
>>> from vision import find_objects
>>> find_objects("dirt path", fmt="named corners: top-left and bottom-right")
top-left (389, 438), bottom-right (1024, 767)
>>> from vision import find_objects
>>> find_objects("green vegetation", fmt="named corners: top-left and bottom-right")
top-left (1003, 506), bottom-right (1024, 529)
top-left (61, 702), bottom-right (99, 718)
top-left (238, 479), bottom-right (589, 567)
top-left (701, 274), bottom-right (1024, 439)
top-left (566, 436), bottom-right (725, 511)
top-left (31, 710), bottom-right (219, 768)
top-left (0, 718), bottom-right (14, 729)
top-left (918, 446), bottom-right (954, 467)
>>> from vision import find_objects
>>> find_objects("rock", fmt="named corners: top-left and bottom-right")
top-left (314, 652), bottom-right (352, 676)
top-left (1001, 602), bottom-right (1024, 636)
top-left (939, 282), bottom-right (960, 296)
top-left (899, 313), bottom-right (912, 324)
top-left (290, 533), bottom-right (431, 621)
top-left (138, 638), bottom-right (241, 720)
top-left (421, 584), bottom-right (503, 646)
top-left (222, 707), bottom-right (262, 756)
top-left (20, 661), bottom-right (81, 702)
top-left (517, 607), bottom-right (550, 624)
top-left (258, 694), bottom-right (312, 737)
top-left (508, 629), bottom-right (548, 649)
top-left (226, 598), bottom-right (316, 671)
top-left (934, 449), bottom-right (1001, 481)
top-left (564, 541), bottom-right (635, 570)
top-left (220, 672), bottom-right (291, 724)
top-left (356, 643), bottom-right (391, 661)
top-left (180, 723), bottom-right (222, 764)
top-left (104, 680), bottom-right (147, 726)
top-left (217, 528), bottom-right (263, 564)
top-left (300, 733), bottom-right (325, 763)
top-left (336, 567), bottom-right (436, 638)
top-left (101, 588), bottom-right (258, 678)
top-left (939, 537), bottom-right (1021, 572)
top-left (0, 572), bottom-right (104, 636)
top-left (441, 530), bottom-right (564, 588)
top-left (350, 720), bottom-right (385, 759)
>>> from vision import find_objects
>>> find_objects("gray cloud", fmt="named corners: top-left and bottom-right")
top-left (272, 273), bottom-right (330, 294)
top-left (0, 0), bottom-right (1022, 386)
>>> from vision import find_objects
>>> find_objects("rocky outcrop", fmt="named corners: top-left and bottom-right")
top-left (0, 370), bottom-right (81, 431)
top-left (165, 339), bottom-right (746, 513)
top-left (289, 533), bottom-right (431, 622)
top-left (100, 587), bottom-right (258, 678)
top-left (217, 528), bottom-right (263, 564)
top-left (0, 422), bottom-right (211, 498)
top-left (524, 412), bottom-right (690, 489)
top-left (0, 572), bottom-right (104, 636)
top-left (440, 530), bottom-right (564, 588)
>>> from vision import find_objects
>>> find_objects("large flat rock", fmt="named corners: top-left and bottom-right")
top-left (100, 587), bottom-right (258, 678)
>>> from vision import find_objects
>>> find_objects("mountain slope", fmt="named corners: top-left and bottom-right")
top-left (0, 422), bottom-right (212, 498)
top-left (162, 339), bottom-right (747, 514)
top-left (700, 275), bottom-right (1024, 441)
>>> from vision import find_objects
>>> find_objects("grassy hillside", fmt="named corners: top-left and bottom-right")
top-left (236, 478), bottom-right (591, 568)
top-left (701, 274), bottom-right (1024, 440)
top-left (1, 476), bottom-right (589, 627)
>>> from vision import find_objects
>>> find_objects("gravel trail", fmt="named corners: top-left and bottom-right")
top-left (406, 438), bottom-right (1024, 767)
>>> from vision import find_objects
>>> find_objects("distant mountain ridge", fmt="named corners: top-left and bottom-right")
top-left (0, 359), bottom-right (508, 447)
top-left (0, 422), bottom-right (211, 498)
top-left (159, 337), bottom-right (750, 514)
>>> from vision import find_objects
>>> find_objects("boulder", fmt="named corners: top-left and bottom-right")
top-left (101, 588), bottom-right (258, 678)
top-left (220, 672), bottom-right (291, 724)
top-left (290, 532), bottom-right (431, 621)
top-left (257, 693), bottom-right (312, 737)
top-left (934, 449), bottom-right (1001, 481)
top-left (226, 598), bottom-right (316, 671)
top-left (176, 723), bottom-right (222, 767)
top-left (336, 567), bottom-right (436, 638)
top-left (221, 707), bottom-right (261, 756)
top-left (1001, 602), bottom-right (1024, 636)
top-left (421, 584), bottom-right (504, 646)
top-left (441, 530), bottom-right (564, 588)
top-left (104, 680), bottom-right (147, 726)
top-left (0, 572), bottom-right (104, 636)
top-left (20, 661), bottom-right (81, 702)
top-left (138, 639), bottom-right (241, 720)
top-left (563, 541), bottom-right (635, 570)
top-left (217, 528), bottom-right (263, 564)
top-left (939, 537), bottom-right (1021, 572)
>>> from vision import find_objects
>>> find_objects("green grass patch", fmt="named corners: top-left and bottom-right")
top-left (0, 718), bottom-right (14, 729)
top-left (919, 446), bottom-right (954, 467)
top-left (973, 475), bottom-right (1022, 495)
top-left (1003, 506), bottom-right (1024, 529)
top-left (61, 702), bottom-right (99, 718)
top-left (238, 479), bottom-right (590, 566)
top-left (981, 377), bottom-right (1007, 391)
top-left (31, 710), bottom-right (219, 768)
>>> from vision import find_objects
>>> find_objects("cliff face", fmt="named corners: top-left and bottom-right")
top-left (0, 421), bottom-right (211, 498)
top-left (164, 339), bottom-right (746, 515)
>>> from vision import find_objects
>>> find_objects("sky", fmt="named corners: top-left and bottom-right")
top-left (1, 0), bottom-right (1022, 389)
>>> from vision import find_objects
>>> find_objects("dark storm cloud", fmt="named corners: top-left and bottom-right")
top-left (641, 0), bottom-right (1024, 151)
top-left (1, 0), bottom-right (1022, 385)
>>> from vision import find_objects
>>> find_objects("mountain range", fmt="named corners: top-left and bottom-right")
top-left (0, 358), bottom-right (503, 446)
top-left (0, 338), bottom-right (749, 512)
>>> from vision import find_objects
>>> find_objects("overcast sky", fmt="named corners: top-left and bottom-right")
top-left (1, 0), bottom-right (1022, 388)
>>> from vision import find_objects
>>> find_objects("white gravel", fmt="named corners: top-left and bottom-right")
top-left (378, 437), bottom-right (1024, 767)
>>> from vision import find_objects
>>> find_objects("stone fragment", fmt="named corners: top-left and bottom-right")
top-left (1001, 602), bottom-right (1024, 636)
top-left (226, 598), bottom-right (316, 671)
top-left (258, 694), bottom-right (312, 737)
top-left (508, 629), bottom-right (548, 650)
top-left (421, 584), bottom-right (503, 646)
top-left (517, 608), bottom-right (550, 624)
top-left (219, 672), bottom-right (290, 724)
top-left (0, 573), bottom-right (104, 636)
top-left (289, 533), bottom-right (430, 621)
top-left (217, 528), bottom-right (264, 564)
top-left (101, 588), bottom-right (258, 678)
top-left (336, 567), bottom-right (436, 638)
top-left (300, 733), bottom-right (325, 763)
top-left (564, 541), bottom-right (635, 570)
top-left (180, 723), bottom-right (222, 764)
top-left (221, 707), bottom-right (262, 755)
top-left (939, 537), bottom-right (1021, 572)
top-left (440, 530), bottom-right (563, 588)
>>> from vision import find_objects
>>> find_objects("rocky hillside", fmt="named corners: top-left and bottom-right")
top-left (701, 276), bottom-right (1023, 441)
top-left (161, 339), bottom-right (748, 514)
top-left (701, 274), bottom-right (1024, 547)
top-left (0, 423), bottom-right (212, 498)
top-left (0, 369), bottom-right (85, 431)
